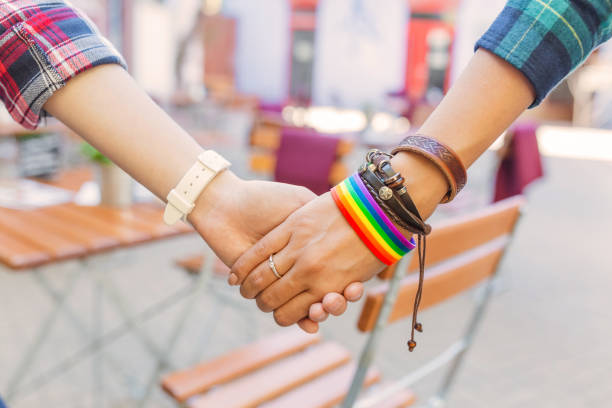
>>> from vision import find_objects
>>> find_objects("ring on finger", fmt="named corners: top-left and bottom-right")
top-left (268, 254), bottom-right (282, 279)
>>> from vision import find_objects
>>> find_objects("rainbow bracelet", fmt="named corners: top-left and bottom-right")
top-left (331, 173), bottom-right (416, 265)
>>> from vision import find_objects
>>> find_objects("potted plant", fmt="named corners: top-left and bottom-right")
top-left (81, 143), bottom-right (132, 207)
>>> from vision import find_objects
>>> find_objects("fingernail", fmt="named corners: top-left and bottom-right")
top-left (228, 273), bottom-right (238, 285)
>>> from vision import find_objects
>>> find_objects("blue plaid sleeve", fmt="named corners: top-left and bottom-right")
top-left (476, 0), bottom-right (612, 107)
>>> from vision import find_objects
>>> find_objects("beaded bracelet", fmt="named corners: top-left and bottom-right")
top-left (331, 173), bottom-right (416, 265)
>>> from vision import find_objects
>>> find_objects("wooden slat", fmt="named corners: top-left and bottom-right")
top-left (250, 122), bottom-right (282, 149)
top-left (375, 389), bottom-right (416, 408)
top-left (0, 231), bottom-right (50, 269)
top-left (249, 152), bottom-right (348, 185)
top-left (175, 254), bottom-right (230, 276)
top-left (75, 205), bottom-right (180, 239)
top-left (377, 196), bottom-right (524, 280)
top-left (0, 209), bottom-right (86, 259)
top-left (20, 209), bottom-right (119, 252)
top-left (358, 239), bottom-right (507, 332)
top-left (260, 363), bottom-right (381, 408)
top-left (187, 342), bottom-right (351, 408)
top-left (162, 329), bottom-right (321, 402)
top-left (406, 196), bottom-right (523, 271)
top-left (40, 204), bottom-right (151, 245)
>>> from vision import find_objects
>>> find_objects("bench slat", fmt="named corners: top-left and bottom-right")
top-left (162, 328), bottom-right (320, 402)
top-left (188, 342), bottom-right (351, 408)
top-left (260, 363), bottom-right (381, 408)
top-left (359, 240), bottom-right (506, 332)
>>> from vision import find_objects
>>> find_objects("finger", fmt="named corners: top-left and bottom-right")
top-left (297, 318), bottom-right (319, 333)
top-left (254, 266), bottom-right (307, 312)
top-left (240, 248), bottom-right (295, 299)
top-left (229, 223), bottom-right (292, 286)
top-left (308, 303), bottom-right (328, 323)
top-left (321, 293), bottom-right (347, 316)
top-left (272, 292), bottom-right (319, 327)
top-left (344, 282), bottom-right (364, 302)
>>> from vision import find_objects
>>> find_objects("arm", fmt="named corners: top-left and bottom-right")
top-left (232, 0), bottom-right (612, 326)
top-left (230, 49), bottom-right (534, 326)
top-left (0, 1), bottom-right (336, 331)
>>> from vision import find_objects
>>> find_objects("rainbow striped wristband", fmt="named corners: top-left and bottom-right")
top-left (331, 173), bottom-right (416, 265)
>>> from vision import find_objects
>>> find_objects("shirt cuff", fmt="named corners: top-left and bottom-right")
top-left (1, 9), bottom-right (126, 129)
top-left (475, 3), bottom-right (576, 108)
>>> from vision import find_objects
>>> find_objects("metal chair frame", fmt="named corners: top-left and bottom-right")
top-left (2, 245), bottom-right (218, 407)
top-left (342, 206), bottom-right (524, 408)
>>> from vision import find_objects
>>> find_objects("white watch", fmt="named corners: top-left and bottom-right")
top-left (163, 150), bottom-right (231, 225)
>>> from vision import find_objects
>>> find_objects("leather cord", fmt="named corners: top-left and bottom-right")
top-left (358, 157), bottom-right (430, 351)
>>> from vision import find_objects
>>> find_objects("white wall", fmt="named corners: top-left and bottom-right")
top-left (312, 0), bottom-right (408, 109)
top-left (222, 0), bottom-right (291, 104)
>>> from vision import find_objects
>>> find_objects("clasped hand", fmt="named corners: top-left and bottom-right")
top-left (190, 173), bottom-right (386, 333)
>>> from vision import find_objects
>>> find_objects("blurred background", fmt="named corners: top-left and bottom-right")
top-left (0, 0), bottom-right (611, 407)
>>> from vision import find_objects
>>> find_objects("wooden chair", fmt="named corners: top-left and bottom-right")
top-left (161, 196), bottom-right (524, 408)
top-left (248, 112), bottom-right (353, 186)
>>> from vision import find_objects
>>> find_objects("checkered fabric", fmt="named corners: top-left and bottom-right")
top-left (0, 0), bottom-right (126, 129)
top-left (477, 0), bottom-right (612, 107)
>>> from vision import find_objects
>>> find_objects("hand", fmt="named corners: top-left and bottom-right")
top-left (188, 172), bottom-right (364, 331)
top-left (230, 192), bottom-right (387, 327)
top-left (297, 282), bottom-right (364, 332)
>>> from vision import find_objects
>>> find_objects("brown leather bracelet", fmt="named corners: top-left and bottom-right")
top-left (391, 134), bottom-right (467, 203)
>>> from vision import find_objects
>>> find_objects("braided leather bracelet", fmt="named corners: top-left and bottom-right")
top-left (391, 134), bottom-right (467, 203)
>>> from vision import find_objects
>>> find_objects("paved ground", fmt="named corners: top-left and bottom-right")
top-left (1, 111), bottom-right (611, 407)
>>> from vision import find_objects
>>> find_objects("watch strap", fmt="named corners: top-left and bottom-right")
top-left (163, 150), bottom-right (230, 225)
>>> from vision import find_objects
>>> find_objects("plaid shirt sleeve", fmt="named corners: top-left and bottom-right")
top-left (0, 0), bottom-right (126, 129)
top-left (476, 0), bottom-right (612, 107)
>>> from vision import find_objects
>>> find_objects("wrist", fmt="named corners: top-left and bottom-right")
top-left (187, 170), bottom-right (244, 236)
top-left (390, 151), bottom-right (448, 220)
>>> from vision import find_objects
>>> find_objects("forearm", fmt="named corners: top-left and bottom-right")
top-left (43, 64), bottom-right (235, 217)
top-left (391, 49), bottom-right (535, 218)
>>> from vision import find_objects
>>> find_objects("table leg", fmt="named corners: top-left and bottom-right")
top-left (136, 246), bottom-right (216, 408)
top-left (4, 265), bottom-right (83, 402)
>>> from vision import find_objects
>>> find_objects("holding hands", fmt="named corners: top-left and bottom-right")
top-left (229, 191), bottom-right (385, 328)
top-left (186, 172), bottom-right (367, 332)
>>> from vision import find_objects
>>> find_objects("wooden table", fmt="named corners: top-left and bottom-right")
top-left (0, 202), bottom-right (191, 270)
top-left (0, 170), bottom-right (202, 405)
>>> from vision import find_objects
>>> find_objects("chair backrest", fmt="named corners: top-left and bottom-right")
top-left (358, 196), bottom-right (524, 332)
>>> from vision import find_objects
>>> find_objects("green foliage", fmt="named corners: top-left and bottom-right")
top-left (80, 142), bottom-right (111, 165)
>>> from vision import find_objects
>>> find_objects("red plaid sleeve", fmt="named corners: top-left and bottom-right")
top-left (0, 0), bottom-right (126, 129)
